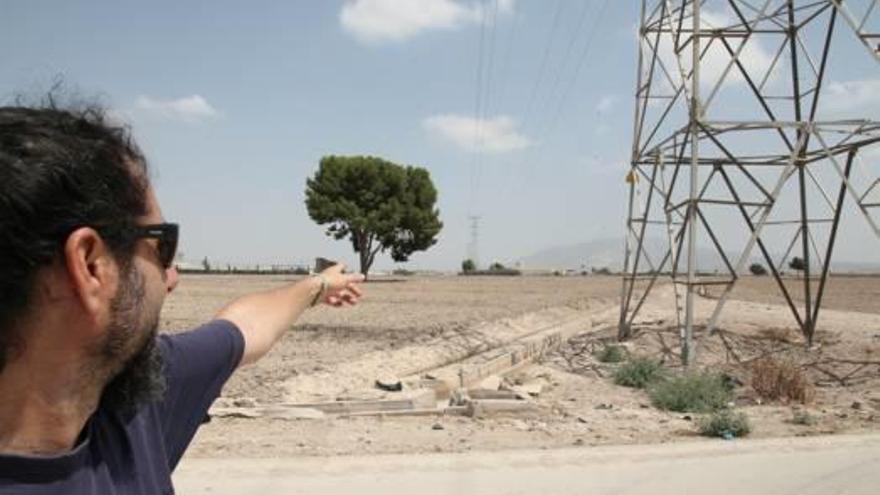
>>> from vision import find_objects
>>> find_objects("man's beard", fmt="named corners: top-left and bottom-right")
top-left (99, 264), bottom-right (166, 417)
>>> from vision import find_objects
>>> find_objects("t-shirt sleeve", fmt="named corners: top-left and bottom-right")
top-left (155, 319), bottom-right (244, 470)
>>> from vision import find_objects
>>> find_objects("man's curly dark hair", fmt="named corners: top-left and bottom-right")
top-left (0, 100), bottom-right (151, 371)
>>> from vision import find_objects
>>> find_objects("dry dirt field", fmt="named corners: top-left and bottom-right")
top-left (711, 275), bottom-right (880, 314)
top-left (160, 274), bottom-right (880, 459)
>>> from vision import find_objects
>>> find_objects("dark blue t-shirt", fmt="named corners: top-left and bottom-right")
top-left (0, 319), bottom-right (245, 494)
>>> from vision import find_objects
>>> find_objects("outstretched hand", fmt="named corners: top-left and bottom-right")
top-left (317, 264), bottom-right (365, 307)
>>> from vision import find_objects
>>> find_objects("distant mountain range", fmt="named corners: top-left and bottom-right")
top-left (515, 237), bottom-right (880, 273)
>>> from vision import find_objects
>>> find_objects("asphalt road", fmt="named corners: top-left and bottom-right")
top-left (173, 433), bottom-right (880, 494)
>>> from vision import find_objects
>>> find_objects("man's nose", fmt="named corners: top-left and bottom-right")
top-left (165, 265), bottom-right (179, 293)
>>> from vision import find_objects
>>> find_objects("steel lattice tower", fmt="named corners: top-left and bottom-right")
top-left (619, 0), bottom-right (880, 364)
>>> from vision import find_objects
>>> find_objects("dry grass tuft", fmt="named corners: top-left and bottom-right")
top-left (757, 327), bottom-right (797, 344)
top-left (750, 356), bottom-right (814, 404)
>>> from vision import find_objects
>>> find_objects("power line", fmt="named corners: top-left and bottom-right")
top-left (482, 0), bottom-right (501, 119)
top-left (485, 0), bottom-right (567, 223)
top-left (473, 0), bottom-right (500, 219)
top-left (494, 0), bottom-right (611, 205)
top-left (518, 0), bottom-right (566, 137)
top-left (540, 0), bottom-right (612, 146)
top-left (468, 0), bottom-right (489, 217)
top-left (504, 0), bottom-right (612, 199)
top-left (485, 0), bottom-right (522, 117)
top-left (534, 0), bottom-right (596, 136)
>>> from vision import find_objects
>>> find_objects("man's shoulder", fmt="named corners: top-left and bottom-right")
top-left (155, 318), bottom-right (244, 410)
top-left (151, 319), bottom-right (244, 470)
top-left (158, 319), bottom-right (243, 348)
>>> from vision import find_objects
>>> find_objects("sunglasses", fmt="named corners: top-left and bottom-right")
top-left (132, 223), bottom-right (179, 269)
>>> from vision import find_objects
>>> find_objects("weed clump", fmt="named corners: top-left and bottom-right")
top-left (613, 357), bottom-right (664, 389)
top-left (750, 356), bottom-right (814, 404)
top-left (595, 345), bottom-right (627, 364)
top-left (698, 409), bottom-right (751, 438)
top-left (791, 410), bottom-right (818, 426)
top-left (649, 371), bottom-right (733, 412)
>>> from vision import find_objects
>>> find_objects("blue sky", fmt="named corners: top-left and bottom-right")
top-left (2, 1), bottom-right (878, 271)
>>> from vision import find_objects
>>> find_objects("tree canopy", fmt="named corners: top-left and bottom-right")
top-left (461, 259), bottom-right (476, 273)
top-left (305, 155), bottom-right (443, 276)
top-left (749, 263), bottom-right (768, 276)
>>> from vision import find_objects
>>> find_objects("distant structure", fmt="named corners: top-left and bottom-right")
top-left (619, 0), bottom-right (880, 364)
top-left (467, 215), bottom-right (482, 269)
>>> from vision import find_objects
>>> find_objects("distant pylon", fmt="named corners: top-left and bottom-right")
top-left (619, 0), bottom-right (880, 365)
top-left (468, 215), bottom-right (481, 269)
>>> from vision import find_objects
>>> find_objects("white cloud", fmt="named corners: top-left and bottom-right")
top-left (820, 79), bottom-right (880, 117)
top-left (497, 0), bottom-right (515, 15)
top-left (133, 95), bottom-right (220, 123)
top-left (653, 9), bottom-right (775, 92)
top-left (340, 0), bottom-right (514, 44)
top-left (423, 113), bottom-right (532, 153)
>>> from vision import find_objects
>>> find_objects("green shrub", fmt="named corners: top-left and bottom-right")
top-left (791, 410), bottom-right (818, 426)
top-left (595, 345), bottom-right (628, 363)
top-left (649, 371), bottom-right (733, 412)
top-left (749, 263), bottom-right (768, 276)
top-left (613, 357), bottom-right (664, 388)
top-left (461, 259), bottom-right (476, 273)
top-left (698, 409), bottom-right (751, 438)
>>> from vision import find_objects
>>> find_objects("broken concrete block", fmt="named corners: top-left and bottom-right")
top-left (285, 388), bottom-right (436, 415)
top-left (510, 380), bottom-right (544, 399)
top-left (478, 375), bottom-right (502, 391)
top-left (417, 378), bottom-right (453, 401)
top-left (263, 407), bottom-right (326, 420)
top-left (343, 405), bottom-right (468, 418)
top-left (375, 373), bottom-right (403, 392)
top-left (466, 400), bottom-right (539, 418)
top-left (232, 397), bottom-right (258, 408)
top-left (449, 389), bottom-right (469, 406)
top-left (468, 389), bottom-right (519, 400)
top-left (209, 407), bottom-right (263, 419)
top-left (336, 389), bottom-right (387, 402)
top-left (211, 397), bottom-right (236, 408)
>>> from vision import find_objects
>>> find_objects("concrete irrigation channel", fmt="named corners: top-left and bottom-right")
top-left (209, 303), bottom-right (620, 420)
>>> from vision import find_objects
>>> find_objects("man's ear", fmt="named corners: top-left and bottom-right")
top-left (63, 227), bottom-right (119, 321)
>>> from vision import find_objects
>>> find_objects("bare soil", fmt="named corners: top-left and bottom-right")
top-left (158, 274), bottom-right (880, 458)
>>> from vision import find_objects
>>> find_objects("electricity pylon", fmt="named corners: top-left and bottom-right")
top-left (619, 0), bottom-right (880, 365)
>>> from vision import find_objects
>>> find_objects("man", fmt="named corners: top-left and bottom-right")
top-left (0, 103), bottom-right (364, 493)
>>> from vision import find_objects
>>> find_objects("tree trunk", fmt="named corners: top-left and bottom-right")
top-left (356, 231), bottom-right (373, 279)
